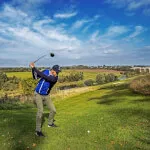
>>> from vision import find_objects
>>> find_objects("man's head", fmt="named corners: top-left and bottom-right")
top-left (51, 65), bottom-right (61, 76)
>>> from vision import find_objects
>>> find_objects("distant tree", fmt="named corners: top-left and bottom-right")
top-left (21, 78), bottom-right (37, 95)
top-left (2, 81), bottom-right (18, 91)
top-left (104, 73), bottom-right (117, 82)
top-left (58, 72), bottom-right (84, 83)
top-left (0, 72), bottom-right (8, 90)
top-left (84, 79), bottom-right (94, 86)
top-left (96, 74), bottom-right (105, 84)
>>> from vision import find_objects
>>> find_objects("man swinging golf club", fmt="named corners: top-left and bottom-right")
top-left (29, 61), bottom-right (61, 137)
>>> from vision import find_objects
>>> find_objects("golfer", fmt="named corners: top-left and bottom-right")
top-left (29, 62), bottom-right (61, 137)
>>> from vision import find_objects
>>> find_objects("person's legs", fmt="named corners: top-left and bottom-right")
top-left (34, 92), bottom-right (44, 132)
top-left (45, 95), bottom-right (56, 125)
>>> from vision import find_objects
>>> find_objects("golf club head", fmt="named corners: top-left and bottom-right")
top-left (50, 53), bottom-right (55, 57)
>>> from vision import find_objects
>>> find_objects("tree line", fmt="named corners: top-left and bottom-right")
top-left (1, 65), bottom-right (149, 72)
top-left (84, 73), bottom-right (118, 86)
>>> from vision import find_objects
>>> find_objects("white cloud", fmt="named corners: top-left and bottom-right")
top-left (54, 11), bottom-right (77, 19)
top-left (71, 15), bottom-right (100, 30)
top-left (82, 15), bottom-right (101, 33)
top-left (82, 23), bottom-right (93, 33)
top-left (9, 0), bottom-right (51, 16)
top-left (0, 4), bottom-right (28, 19)
top-left (0, 4), bottom-right (32, 27)
top-left (82, 24), bottom-right (92, 33)
top-left (144, 45), bottom-right (150, 49)
top-left (143, 8), bottom-right (150, 16)
top-left (90, 30), bottom-right (100, 42)
top-left (104, 25), bottom-right (129, 37)
top-left (106, 0), bottom-right (150, 15)
top-left (125, 12), bottom-right (135, 16)
top-left (12, 0), bottom-right (49, 3)
top-left (128, 0), bottom-right (150, 10)
top-left (0, 2), bottom-right (149, 66)
top-left (11, 0), bottom-right (50, 7)
top-left (106, 0), bottom-right (130, 9)
top-left (7, 27), bottom-right (51, 48)
top-left (104, 49), bottom-right (120, 54)
top-left (94, 15), bottom-right (101, 19)
top-left (33, 20), bottom-right (80, 43)
top-left (107, 0), bottom-right (150, 9)
top-left (71, 19), bottom-right (91, 30)
top-left (128, 26), bottom-right (144, 38)
top-left (0, 4), bottom-right (81, 63)
top-left (33, 18), bottom-right (54, 29)
top-left (127, 1), bottom-right (143, 10)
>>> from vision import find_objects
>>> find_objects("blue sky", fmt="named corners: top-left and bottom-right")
top-left (0, 0), bottom-right (150, 67)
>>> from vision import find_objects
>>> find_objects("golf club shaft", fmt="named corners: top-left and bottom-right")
top-left (34, 55), bottom-right (47, 63)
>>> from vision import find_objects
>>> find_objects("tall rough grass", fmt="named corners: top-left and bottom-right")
top-left (130, 75), bottom-right (150, 95)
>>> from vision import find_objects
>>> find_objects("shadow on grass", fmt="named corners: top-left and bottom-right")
top-left (89, 89), bottom-right (130, 105)
top-left (88, 92), bottom-right (122, 105)
top-left (89, 83), bottom-right (150, 149)
top-left (133, 99), bottom-right (150, 103)
top-left (0, 109), bottom-right (44, 150)
top-left (41, 112), bottom-right (56, 128)
top-left (89, 83), bottom-right (150, 105)
top-left (41, 113), bottom-right (49, 128)
top-left (98, 83), bottom-right (129, 91)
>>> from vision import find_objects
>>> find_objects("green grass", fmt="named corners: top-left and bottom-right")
top-left (6, 70), bottom-right (97, 80)
top-left (61, 69), bottom-right (120, 81)
top-left (61, 70), bottom-right (98, 80)
top-left (0, 81), bottom-right (149, 150)
top-left (6, 72), bottom-right (32, 79)
top-left (6, 69), bottom-right (120, 80)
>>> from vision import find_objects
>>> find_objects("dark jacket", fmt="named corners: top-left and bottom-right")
top-left (32, 67), bottom-right (58, 95)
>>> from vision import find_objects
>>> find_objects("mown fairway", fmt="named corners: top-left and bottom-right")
top-left (0, 80), bottom-right (149, 150)
top-left (6, 72), bottom-right (32, 79)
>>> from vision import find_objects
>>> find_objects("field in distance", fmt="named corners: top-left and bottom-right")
top-left (6, 69), bottom-right (122, 80)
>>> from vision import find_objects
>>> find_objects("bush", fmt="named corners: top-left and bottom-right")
top-left (77, 81), bottom-right (85, 87)
top-left (58, 72), bottom-right (84, 83)
top-left (96, 73), bottom-right (118, 85)
top-left (21, 78), bottom-right (37, 95)
top-left (84, 79), bottom-right (94, 86)
top-left (2, 81), bottom-right (18, 91)
top-left (104, 73), bottom-right (118, 83)
top-left (0, 73), bottom-right (20, 91)
top-left (96, 74), bottom-right (105, 84)
top-left (130, 75), bottom-right (150, 95)
top-left (0, 72), bottom-right (8, 89)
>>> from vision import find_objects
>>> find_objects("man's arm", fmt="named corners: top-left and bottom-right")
top-left (32, 68), bottom-right (45, 79)
top-left (33, 67), bottom-right (57, 82)
top-left (32, 68), bottom-right (40, 79)
top-left (30, 62), bottom-right (57, 82)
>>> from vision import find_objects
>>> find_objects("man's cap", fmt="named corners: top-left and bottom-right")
top-left (52, 65), bottom-right (61, 74)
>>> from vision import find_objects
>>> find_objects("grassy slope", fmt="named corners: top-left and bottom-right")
top-left (0, 81), bottom-right (149, 150)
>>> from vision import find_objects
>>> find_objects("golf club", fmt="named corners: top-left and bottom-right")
top-left (34, 52), bottom-right (55, 63)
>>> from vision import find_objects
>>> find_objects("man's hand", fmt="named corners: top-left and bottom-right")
top-left (29, 62), bottom-right (35, 68)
